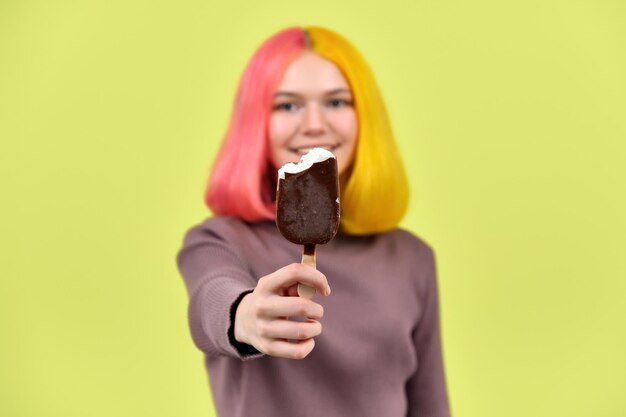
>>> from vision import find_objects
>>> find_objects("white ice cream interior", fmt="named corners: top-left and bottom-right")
top-left (278, 147), bottom-right (336, 180)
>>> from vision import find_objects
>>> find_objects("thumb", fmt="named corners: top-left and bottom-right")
top-left (282, 284), bottom-right (300, 297)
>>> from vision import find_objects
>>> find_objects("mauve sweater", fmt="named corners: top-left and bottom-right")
top-left (176, 216), bottom-right (450, 417)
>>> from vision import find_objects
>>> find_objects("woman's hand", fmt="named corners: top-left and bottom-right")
top-left (234, 263), bottom-right (331, 360)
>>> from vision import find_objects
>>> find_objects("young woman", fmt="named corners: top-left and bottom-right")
top-left (177, 26), bottom-right (450, 417)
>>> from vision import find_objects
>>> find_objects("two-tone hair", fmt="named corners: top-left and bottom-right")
top-left (206, 26), bottom-right (409, 235)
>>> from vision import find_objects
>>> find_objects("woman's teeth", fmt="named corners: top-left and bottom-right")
top-left (292, 146), bottom-right (337, 155)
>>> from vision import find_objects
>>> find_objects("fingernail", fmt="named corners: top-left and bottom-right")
top-left (326, 285), bottom-right (331, 296)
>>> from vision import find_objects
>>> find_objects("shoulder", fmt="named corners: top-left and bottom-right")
top-left (334, 227), bottom-right (435, 263)
top-left (376, 227), bottom-right (436, 262)
top-left (181, 216), bottom-right (260, 245)
top-left (345, 228), bottom-right (438, 301)
top-left (388, 228), bottom-right (433, 249)
top-left (179, 216), bottom-right (283, 262)
top-left (387, 229), bottom-right (439, 303)
top-left (377, 229), bottom-right (438, 292)
top-left (201, 215), bottom-right (253, 233)
top-left (337, 227), bottom-right (436, 278)
top-left (176, 217), bottom-right (266, 282)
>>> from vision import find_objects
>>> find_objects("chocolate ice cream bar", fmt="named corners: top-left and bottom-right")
top-left (276, 148), bottom-right (340, 298)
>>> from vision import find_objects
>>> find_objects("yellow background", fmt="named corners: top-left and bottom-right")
top-left (1, 0), bottom-right (625, 416)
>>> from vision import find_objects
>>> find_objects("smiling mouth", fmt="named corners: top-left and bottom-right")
top-left (289, 145), bottom-right (339, 156)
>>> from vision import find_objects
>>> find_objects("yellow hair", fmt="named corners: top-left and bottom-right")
top-left (307, 27), bottom-right (409, 235)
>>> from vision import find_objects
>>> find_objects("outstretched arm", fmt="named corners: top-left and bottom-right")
top-left (177, 221), bottom-right (329, 360)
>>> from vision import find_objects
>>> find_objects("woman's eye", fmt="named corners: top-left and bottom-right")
top-left (274, 102), bottom-right (299, 112)
top-left (327, 98), bottom-right (352, 108)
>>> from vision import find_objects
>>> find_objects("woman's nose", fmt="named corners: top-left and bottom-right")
top-left (302, 104), bottom-right (326, 136)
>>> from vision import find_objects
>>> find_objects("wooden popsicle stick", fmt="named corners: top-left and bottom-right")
top-left (298, 243), bottom-right (316, 299)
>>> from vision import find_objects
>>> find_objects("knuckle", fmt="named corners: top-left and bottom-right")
top-left (292, 348), bottom-right (307, 360)
top-left (295, 299), bottom-right (308, 316)
top-left (255, 300), bottom-right (272, 317)
top-left (314, 321), bottom-right (322, 336)
top-left (286, 263), bottom-right (301, 275)
top-left (293, 340), bottom-right (315, 360)
top-left (263, 341), bottom-right (278, 357)
top-left (257, 275), bottom-right (268, 288)
top-left (296, 323), bottom-right (308, 339)
top-left (257, 322), bottom-right (269, 337)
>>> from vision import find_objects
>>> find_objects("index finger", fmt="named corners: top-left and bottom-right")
top-left (259, 263), bottom-right (331, 296)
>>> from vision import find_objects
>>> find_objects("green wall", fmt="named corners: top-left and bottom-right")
top-left (1, 0), bottom-right (625, 416)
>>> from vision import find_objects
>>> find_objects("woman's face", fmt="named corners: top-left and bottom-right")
top-left (268, 51), bottom-right (358, 176)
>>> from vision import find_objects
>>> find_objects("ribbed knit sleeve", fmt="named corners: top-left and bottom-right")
top-left (176, 219), bottom-right (263, 360)
top-left (406, 247), bottom-right (451, 417)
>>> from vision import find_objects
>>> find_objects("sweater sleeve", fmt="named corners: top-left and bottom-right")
top-left (176, 219), bottom-right (263, 360)
top-left (406, 247), bottom-right (451, 417)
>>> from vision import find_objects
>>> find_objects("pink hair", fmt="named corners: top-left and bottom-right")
top-left (205, 28), bottom-right (307, 221)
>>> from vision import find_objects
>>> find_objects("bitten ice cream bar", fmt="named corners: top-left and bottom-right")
top-left (276, 147), bottom-right (340, 298)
